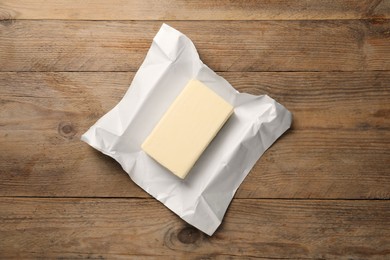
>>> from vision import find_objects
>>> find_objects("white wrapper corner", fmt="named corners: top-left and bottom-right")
top-left (81, 23), bottom-right (292, 235)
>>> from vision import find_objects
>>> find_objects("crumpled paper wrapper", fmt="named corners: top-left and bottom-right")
top-left (81, 23), bottom-right (292, 235)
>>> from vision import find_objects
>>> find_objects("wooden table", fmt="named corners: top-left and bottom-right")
top-left (1, 1), bottom-right (389, 259)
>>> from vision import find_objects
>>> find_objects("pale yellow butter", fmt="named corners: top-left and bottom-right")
top-left (141, 79), bottom-right (234, 179)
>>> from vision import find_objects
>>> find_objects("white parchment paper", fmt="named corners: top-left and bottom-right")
top-left (81, 24), bottom-right (292, 235)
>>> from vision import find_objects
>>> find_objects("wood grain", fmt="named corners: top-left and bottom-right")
top-left (1, 72), bottom-right (388, 199)
top-left (0, 198), bottom-right (389, 259)
top-left (1, 20), bottom-right (389, 72)
top-left (0, 0), bottom-right (389, 20)
top-left (1, 71), bottom-right (388, 131)
top-left (1, 1), bottom-right (390, 257)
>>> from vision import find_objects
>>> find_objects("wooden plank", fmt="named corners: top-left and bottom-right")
top-left (1, 20), bottom-right (389, 72)
top-left (2, 129), bottom-right (388, 199)
top-left (0, 198), bottom-right (389, 258)
top-left (1, 71), bottom-right (388, 132)
top-left (0, 0), bottom-right (389, 20)
top-left (1, 72), bottom-right (389, 199)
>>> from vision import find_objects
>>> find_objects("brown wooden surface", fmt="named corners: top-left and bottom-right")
top-left (1, 1), bottom-right (389, 259)
top-left (1, 72), bottom-right (389, 199)
top-left (1, 198), bottom-right (389, 259)
top-left (1, 0), bottom-right (389, 20)
top-left (1, 20), bottom-right (390, 72)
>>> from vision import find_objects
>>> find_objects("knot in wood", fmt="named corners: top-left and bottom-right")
top-left (177, 227), bottom-right (201, 244)
top-left (58, 121), bottom-right (76, 139)
top-left (0, 10), bottom-right (14, 26)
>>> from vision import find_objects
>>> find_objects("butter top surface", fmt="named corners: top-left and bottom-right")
top-left (141, 79), bottom-right (234, 179)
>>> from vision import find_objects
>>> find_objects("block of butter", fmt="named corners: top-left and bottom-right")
top-left (142, 79), bottom-right (234, 179)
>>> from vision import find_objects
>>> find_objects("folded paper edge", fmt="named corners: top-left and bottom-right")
top-left (192, 97), bottom-right (292, 236)
top-left (80, 23), bottom-right (293, 237)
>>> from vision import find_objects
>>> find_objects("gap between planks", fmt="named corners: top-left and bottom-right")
top-left (0, 0), bottom-right (389, 20)
top-left (0, 196), bottom-right (388, 201)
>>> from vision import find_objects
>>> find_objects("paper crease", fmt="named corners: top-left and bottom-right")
top-left (81, 23), bottom-right (292, 236)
